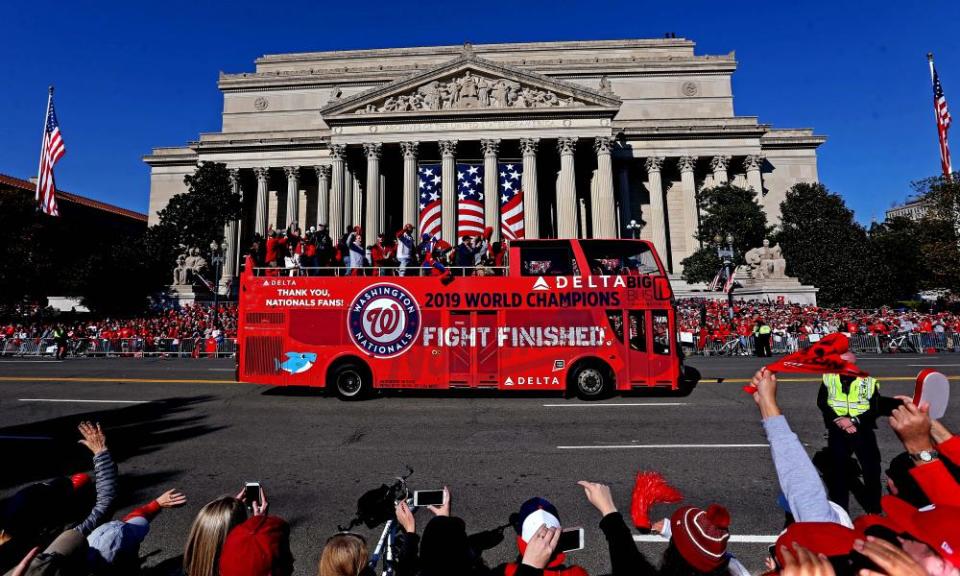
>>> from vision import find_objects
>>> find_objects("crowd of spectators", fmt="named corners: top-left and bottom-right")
top-left (677, 299), bottom-right (960, 353)
top-left (247, 222), bottom-right (508, 278)
top-left (1, 368), bottom-right (958, 576)
top-left (0, 304), bottom-right (237, 357)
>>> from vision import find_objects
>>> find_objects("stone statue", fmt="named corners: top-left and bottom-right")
top-left (172, 253), bottom-right (189, 286)
top-left (181, 247), bottom-right (209, 286)
top-left (598, 75), bottom-right (613, 95)
top-left (457, 71), bottom-right (479, 108)
top-left (742, 239), bottom-right (787, 280)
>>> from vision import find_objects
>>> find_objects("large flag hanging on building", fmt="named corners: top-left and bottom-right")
top-left (456, 163), bottom-right (485, 238)
top-left (418, 164), bottom-right (442, 240)
top-left (498, 162), bottom-right (524, 240)
top-left (929, 54), bottom-right (952, 177)
top-left (36, 88), bottom-right (65, 216)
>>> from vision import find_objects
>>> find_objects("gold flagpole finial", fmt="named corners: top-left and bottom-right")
top-left (48, 85), bottom-right (54, 94)
top-left (927, 52), bottom-right (934, 62)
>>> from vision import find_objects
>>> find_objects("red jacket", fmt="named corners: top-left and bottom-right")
top-left (910, 435), bottom-right (960, 506)
top-left (502, 538), bottom-right (588, 576)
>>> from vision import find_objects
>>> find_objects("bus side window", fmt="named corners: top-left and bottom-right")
top-left (629, 311), bottom-right (646, 352)
top-left (605, 310), bottom-right (624, 343)
top-left (519, 242), bottom-right (578, 276)
top-left (652, 310), bottom-right (670, 355)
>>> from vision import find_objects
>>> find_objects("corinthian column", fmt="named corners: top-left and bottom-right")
top-left (400, 142), bottom-right (419, 229)
top-left (329, 145), bottom-right (346, 235)
top-left (710, 155), bottom-right (730, 185)
top-left (439, 140), bottom-right (457, 241)
top-left (644, 157), bottom-right (668, 265)
top-left (617, 162), bottom-right (631, 239)
top-left (678, 156), bottom-right (700, 261)
top-left (314, 165), bottom-right (330, 228)
top-left (592, 136), bottom-right (616, 238)
top-left (222, 169), bottom-right (240, 290)
top-left (744, 155), bottom-right (765, 208)
top-left (283, 167), bottom-right (300, 228)
top-left (520, 138), bottom-right (540, 238)
top-left (363, 143), bottom-right (382, 245)
top-left (556, 137), bottom-right (578, 239)
top-left (254, 167), bottom-right (269, 236)
top-left (481, 139), bottom-right (500, 242)
top-left (343, 166), bottom-right (354, 230)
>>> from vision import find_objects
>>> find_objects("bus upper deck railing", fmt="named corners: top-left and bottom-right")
top-left (247, 266), bottom-right (509, 277)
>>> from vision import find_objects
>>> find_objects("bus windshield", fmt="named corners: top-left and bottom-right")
top-left (580, 240), bottom-right (662, 276)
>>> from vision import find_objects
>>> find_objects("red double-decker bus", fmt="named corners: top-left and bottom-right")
top-left (237, 239), bottom-right (685, 399)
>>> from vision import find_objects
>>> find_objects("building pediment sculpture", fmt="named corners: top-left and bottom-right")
top-left (352, 70), bottom-right (588, 114)
top-left (738, 239), bottom-right (787, 280)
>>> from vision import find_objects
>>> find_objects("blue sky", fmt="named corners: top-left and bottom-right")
top-left (2, 1), bottom-right (957, 223)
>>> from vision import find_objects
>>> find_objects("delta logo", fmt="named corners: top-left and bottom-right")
top-left (532, 277), bottom-right (550, 291)
top-left (503, 375), bottom-right (561, 386)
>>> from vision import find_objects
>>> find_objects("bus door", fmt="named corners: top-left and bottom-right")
top-left (447, 311), bottom-right (499, 387)
top-left (625, 310), bottom-right (651, 386)
top-left (648, 309), bottom-right (676, 385)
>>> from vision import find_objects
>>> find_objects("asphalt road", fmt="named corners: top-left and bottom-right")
top-left (0, 354), bottom-right (958, 575)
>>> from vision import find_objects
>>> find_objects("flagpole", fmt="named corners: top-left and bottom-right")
top-left (932, 53), bottom-right (960, 250)
top-left (35, 86), bottom-right (53, 208)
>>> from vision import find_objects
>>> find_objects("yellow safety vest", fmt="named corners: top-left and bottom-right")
top-left (822, 374), bottom-right (878, 417)
top-left (754, 325), bottom-right (771, 335)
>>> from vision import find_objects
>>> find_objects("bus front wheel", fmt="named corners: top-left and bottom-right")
top-left (331, 362), bottom-right (371, 400)
top-left (569, 361), bottom-right (613, 400)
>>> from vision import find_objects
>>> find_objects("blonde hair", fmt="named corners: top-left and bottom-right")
top-left (183, 497), bottom-right (247, 576)
top-left (318, 533), bottom-right (368, 576)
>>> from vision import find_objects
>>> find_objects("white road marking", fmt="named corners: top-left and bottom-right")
top-left (18, 398), bottom-right (148, 404)
top-left (634, 534), bottom-right (777, 544)
top-left (908, 364), bottom-right (960, 367)
top-left (0, 360), bottom-right (63, 363)
top-left (208, 368), bottom-right (236, 371)
top-left (0, 435), bottom-right (54, 441)
top-left (542, 402), bottom-right (689, 407)
top-left (557, 443), bottom-right (769, 450)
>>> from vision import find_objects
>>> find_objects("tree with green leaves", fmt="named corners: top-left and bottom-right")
top-left (775, 182), bottom-right (891, 307)
top-left (680, 183), bottom-right (772, 283)
top-left (910, 174), bottom-right (960, 291)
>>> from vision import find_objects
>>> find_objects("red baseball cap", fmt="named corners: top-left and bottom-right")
top-left (219, 515), bottom-right (292, 576)
top-left (774, 522), bottom-right (862, 566)
top-left (882, 496), bottom-right (960, 568)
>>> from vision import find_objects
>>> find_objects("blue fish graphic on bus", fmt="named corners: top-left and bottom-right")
top-left (276, 352), bottom-right (317, 375)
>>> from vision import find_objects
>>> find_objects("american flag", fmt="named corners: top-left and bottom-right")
top-left (456, 163), bottom-right (485, 238)
top-left (418, 164), bottom-right (442, 240)
top-left (498, 162), bottom-right (524, 240)
top-left (932, 63), bottom-right (953, 176)
top-left (36, 90), bottom-right (65, 216)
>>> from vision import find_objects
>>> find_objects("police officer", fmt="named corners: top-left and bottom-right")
top-left (817, 351), bottom-right (897, 513)
top-left (753, 318), bottom-right (772, 357)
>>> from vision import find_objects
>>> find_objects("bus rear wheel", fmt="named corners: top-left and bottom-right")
top-left (330, 362), bottom-right (370, 400)
top-left (569, 361), bottom-right (613, 400)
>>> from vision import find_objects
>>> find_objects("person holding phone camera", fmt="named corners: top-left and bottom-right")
top-left (498, 497), bottom-right (588, 576)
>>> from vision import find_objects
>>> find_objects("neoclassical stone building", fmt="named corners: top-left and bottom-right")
top-left (145, 38), bottom-right (825, 281)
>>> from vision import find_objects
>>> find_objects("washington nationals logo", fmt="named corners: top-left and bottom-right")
top-left (348, 283), bottom-right (421, 358)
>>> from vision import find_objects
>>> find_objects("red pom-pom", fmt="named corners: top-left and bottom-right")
top-left (705, 504), bottom-right (730, 530)
top-left (630, 471), bottom-right (683, 529)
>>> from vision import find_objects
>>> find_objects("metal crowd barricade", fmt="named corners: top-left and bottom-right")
top-left (0, 337), bottom-right (239, 358)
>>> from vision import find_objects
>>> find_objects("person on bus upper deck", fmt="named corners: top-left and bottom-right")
top-left (396, 224), bottom-right (416, 276)
top-left (372, 234), bottom-right (397, 276)
top-left (455, 236), bottom-right (480, 271)
top-left (316, 224), bottom-right (333, 269)
top-left (475, 227), bottom-right (493, 266)
top-left (345, 227), bottom-right (366, 275)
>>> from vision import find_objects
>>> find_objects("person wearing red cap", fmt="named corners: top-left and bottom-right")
top-left (499, 497), bottom-right (588, 576)
top-left (877, 496), bottom-right (960, 575)
top-left (887, 398), bottom-right (960, 507)
top-left (218, 515), bottom-right (293, 576)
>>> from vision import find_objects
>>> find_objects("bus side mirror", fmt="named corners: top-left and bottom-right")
top-left (654, 277), bottom-right (672, 300)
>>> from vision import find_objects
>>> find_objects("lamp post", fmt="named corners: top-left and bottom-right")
top-left (209, 240), bottom-right (228, 328)
top-left (625, 219), bottom-right (643, 239)
top-left (714, 234), bottom-right (736, 321)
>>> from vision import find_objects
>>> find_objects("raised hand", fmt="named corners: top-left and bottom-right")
top-left (577, 480), bottom-right (617, 516)
top-left (521, 524), bottom-right (560, 569)
top-left (854, 536), bottom-right (927, 576)
top-left (395, 500), bottom-right (415, 534)
top-left (156, 489), bottom-right (187, 509)
top-left (779, 542), bottom-right (835, 576)
top-left (427, 486), bottom-right (450, 517)
top-left (890, 396), bottom-right (934, 454)
top-left (78, 421), bottom-right (107, 455)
